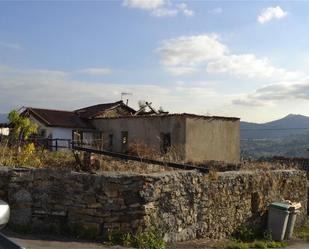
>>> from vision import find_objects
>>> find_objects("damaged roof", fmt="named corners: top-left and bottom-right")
top-left (94, 113), bottom-right (240, 121)
top-left (74, 100), bottom-right (136, 119)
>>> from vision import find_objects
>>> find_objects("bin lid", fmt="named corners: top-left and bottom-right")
top-left (269, 202), bottom-right (291, 211)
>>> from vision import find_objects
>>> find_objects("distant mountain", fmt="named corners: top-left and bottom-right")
top-left (0, 113), bottom-right (8, 123)
top-left (241, 114), bottom-right (309, 139)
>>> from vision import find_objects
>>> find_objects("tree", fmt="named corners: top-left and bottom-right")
top-left (8, 109), bottom-right (38, 144)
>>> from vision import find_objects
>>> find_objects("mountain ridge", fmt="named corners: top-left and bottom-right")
top-left (0, 113), bottom-right (8, 123)
top-left (241, 114), bottom-right (309, 139)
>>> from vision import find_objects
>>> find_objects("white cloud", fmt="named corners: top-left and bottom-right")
top-left (157, 34), bottom-right (227, 74)
top-left (206, 54), bottom-right (305, 81)
top-left (157, 33), bottom-right (309, 110)
top-left (233, 81), bottom-right (309, 107)
top-left (123, 0), bottom-right (165, 10)
top-left (258, 6), bottom-right (287, 24)
top-left (177, 3), bottom-right (194, 17)
top-left (123, 0), bottom-right (194, 17)
top-left (209, 7), bottom-right (223, 15)
top-left (157, 33), bottom-right (305, 82)
top-left (0, 41), bottom-right (21, 49)
top-left (77, 68), bottom-right (112, 76)
top-left (151, 8), bottom-right (178, 17)
top-left (0, 66), bottom-right (230, 116)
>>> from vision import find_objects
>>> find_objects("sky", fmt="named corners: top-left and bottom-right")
top-left (1, 0), bottom-right (309, 123)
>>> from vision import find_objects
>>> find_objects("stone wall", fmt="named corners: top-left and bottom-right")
top-left (0, 167), bottom-right (307, 242)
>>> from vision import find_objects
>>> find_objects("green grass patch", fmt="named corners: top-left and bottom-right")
top-left (224, 239), bottom-right (288, 249)
top-left (224, 225), bottom-right (289, 249)
top-left (294, 216), bottom-right (309, 241)
top-left (104, 229), bottom-right (165, 249)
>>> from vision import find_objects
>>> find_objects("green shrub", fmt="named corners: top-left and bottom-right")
top-left (133, 229), bottom-right (165, 249)
top-left (263, 230), bottom-right (272, 241)
top-left (233, 225), bottom-right (255, 242)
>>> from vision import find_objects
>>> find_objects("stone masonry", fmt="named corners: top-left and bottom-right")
top-left (0, 167), bottom-right (307, 242)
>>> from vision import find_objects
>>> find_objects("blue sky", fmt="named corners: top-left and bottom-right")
top-left (1, 0), bottom-right (309, 122)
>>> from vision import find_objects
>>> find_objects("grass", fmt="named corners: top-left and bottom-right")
top-left (0, 139), bottom-right (174, 173)
top-left (222, 226), bottom-right (289, 249)
top-left (225, 239), bottom-right (288, 249)
top-left (104, 229), bottom-right (165, 249)
top-left (0, 141), bottom-right (77, 169)
top-left (294, 217), bottom-right (309, 241)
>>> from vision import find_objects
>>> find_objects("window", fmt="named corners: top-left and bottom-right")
top-left (39, 129), bottom-right (46, 138)
top-left (93, 132), bottom-right (104, 149)
top-left (108, 134), bottom-right (113, 150)
top-left (121, 131), bottom-right (128, 153)
top-left (160, 132), bottom-right (171, 153)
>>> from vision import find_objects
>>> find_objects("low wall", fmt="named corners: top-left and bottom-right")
top-left (0, 167), bottom-right (307, 242)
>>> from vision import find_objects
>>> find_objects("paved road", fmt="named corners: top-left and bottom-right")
top-left (285, 240), bottom-right (309, 249)
top-left (167, 239), bottom-right (309, 249)
top-left (2, 230), bottom-right (309, 249)
top-left (2, 230), bottom-right (128, 249)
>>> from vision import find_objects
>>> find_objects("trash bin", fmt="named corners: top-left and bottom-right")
top-left (285, 202), bottom-right (302, 240)
top-left (267, 202), bottom-right (291, 242)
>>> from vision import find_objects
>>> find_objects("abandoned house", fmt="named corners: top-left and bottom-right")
top-left (22, 101), bottom-right (240, 164)
top-left (92, 114), bottom-right (240, 164)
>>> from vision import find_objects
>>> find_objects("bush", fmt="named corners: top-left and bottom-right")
top-left (233, 225), bottom-right (255, 242)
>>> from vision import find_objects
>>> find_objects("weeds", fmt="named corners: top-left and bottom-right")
top-left (232, 225), bottom-right (257, 242)
top-left (225, 226), bottom-right (288, 249)
top-left (225, 239), bottom-right (288, 249)
top-left (294, 216), bottom-right (309, 241)
top-left (104, 229), bottom-right (165, 249)
top-left (0, 140), bottom-right (76, 169)
top-left (208, 170), bottom-right (219, 181)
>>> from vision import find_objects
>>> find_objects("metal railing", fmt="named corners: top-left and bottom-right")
top-left (28, 138), bottom-right (72, 151)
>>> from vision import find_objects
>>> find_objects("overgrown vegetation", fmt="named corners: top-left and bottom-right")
top-left (295, 216), bottom-right (309, 241)
top-left (127, 141), bottom-right (184, 163)
top-left (222, 226), bottom-right (288, 249)
top-left (0, 140), bottom-right (77, 168)
top-left (104, 229), bottom-right (165, 249)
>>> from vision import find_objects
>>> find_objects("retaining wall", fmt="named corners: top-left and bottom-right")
top-left (0, 167), bottom-right (307, 241)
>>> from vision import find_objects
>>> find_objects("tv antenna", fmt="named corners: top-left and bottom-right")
top-left (121, 92), bottom-right (133, 105)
